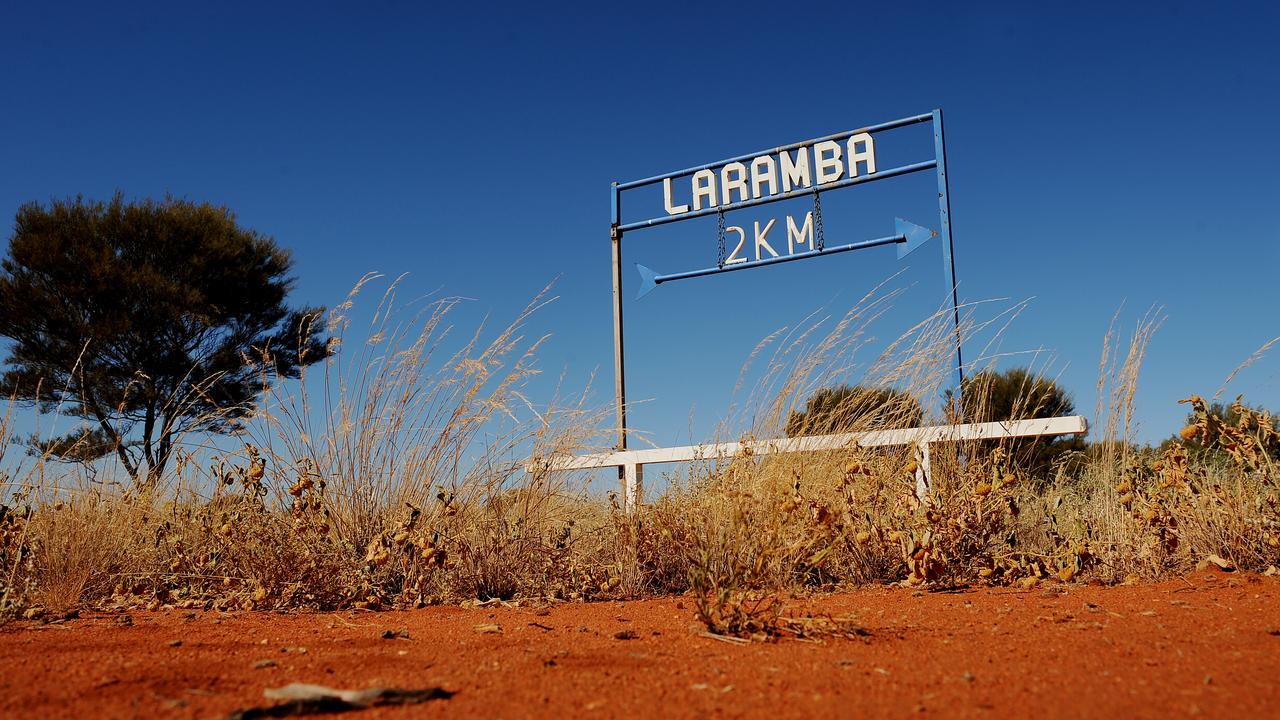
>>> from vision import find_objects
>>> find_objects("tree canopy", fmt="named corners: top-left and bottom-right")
top-left (947, 367), bottom-right (1083, 474)
top-left (949, 367), bottom-right (1075, 424)
top-left (0, 193), bottom-right (329, 485)
top-left (785, 384), bottom-right (923, 437)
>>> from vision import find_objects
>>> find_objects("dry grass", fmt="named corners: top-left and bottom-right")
top-left (1, 280), bottom-right (1276, 627)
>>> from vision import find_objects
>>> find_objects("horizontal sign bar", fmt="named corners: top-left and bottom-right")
top-left (640, 234), bottom-right (903, 291)
top-left (633, 217), bottom-right (935, 299)
top-left (617, 159), bottom-right (936, 233)
top-left (615, 112), bottom-right (934, 191)
top-left (535, 416), bottom-right (1089, 472)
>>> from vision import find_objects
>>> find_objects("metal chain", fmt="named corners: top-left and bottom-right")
top-left (716, 208), bottom-right (726, 268)
top-left (812, 190), bottom-right (825, 251)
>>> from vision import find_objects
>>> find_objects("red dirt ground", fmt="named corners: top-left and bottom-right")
top-left (3, 570), bottom-right (1278, 719)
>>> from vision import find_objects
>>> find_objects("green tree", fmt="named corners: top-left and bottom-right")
top-left (950, 368), bottom-right (1075, 424)
top-left (785, 384), bottom-right (923, 437)
top-left (947, 367), bottom-right (1084, 473)
top-left (0, 194), bottom-right (329, 486)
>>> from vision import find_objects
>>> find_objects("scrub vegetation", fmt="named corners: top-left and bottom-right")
top-left (1, 276), bottom-right (1277, 638)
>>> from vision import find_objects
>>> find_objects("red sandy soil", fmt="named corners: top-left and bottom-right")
top-left (3, 570), bottom-right (1278, 720)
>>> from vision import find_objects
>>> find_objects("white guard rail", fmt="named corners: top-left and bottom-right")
top-left (534, 416), bottom-right (1087, 511)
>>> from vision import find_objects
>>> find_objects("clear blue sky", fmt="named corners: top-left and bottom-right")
top-left (2, 1), bottom-right (1277, 448)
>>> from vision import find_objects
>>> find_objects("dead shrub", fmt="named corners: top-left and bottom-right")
top-left (26, 493), bottom-right (142, 614)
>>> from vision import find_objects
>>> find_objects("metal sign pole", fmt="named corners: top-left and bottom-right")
top-left (931, 109), bottom-right (965, 407)
top-left (609, 183), bottom-right (629, 479)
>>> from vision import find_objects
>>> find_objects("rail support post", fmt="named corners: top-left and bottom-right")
top-left (623, 463), bottom-right (643, 513)
top-left (914, 441), bottom-right (932, 501)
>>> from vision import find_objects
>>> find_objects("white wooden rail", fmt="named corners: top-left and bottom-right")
top-left (533, 416), bottom-right (1087, 511)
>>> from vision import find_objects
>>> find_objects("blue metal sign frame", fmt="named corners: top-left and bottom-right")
top-left (608, 109), bottom-right (964, 455)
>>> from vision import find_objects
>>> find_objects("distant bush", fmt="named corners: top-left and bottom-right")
top-left (784, 385), bottom-right (923, 437)
top-left (948, 367), bottom-right (1085, 477)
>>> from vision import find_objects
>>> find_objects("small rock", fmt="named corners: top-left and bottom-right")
top-left (473, 624), bottom-right (502, 634)
top-left (613, 630), bottom-right (639, 640)
top-left (1199, 554), bottom-right (1235, 572)
top-left (168, 640), bottom-right (182, 647)
top-left (381, 628), bottom-right (410, 640)
top-left (253, 659), bottom-right (277, 669)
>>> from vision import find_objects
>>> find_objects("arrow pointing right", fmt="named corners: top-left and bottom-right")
top-left (896, 217), bottom-right (936, 258)
top-left (634, 219), bottom-right (940, 300)
top-left (895, 217), bottom-right (938, 259)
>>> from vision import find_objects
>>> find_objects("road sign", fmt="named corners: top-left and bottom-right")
top-left (608, 109), bottom-right (964, 457)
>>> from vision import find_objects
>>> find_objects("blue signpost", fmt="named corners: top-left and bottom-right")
top-left (609, 109), bottom-right (964, 456)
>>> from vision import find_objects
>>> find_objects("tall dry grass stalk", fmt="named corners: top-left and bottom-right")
top-left (631, 290), bottom-right (1269, 615)
top-left (1095, 306), bottom-right (1164, 460)
top-left (3, 275), bottom-right (617, 615)
top-left (227, 273), bottom-right (618, 603)
top-left (622, 289), bottom-right (1013, 598)
top-left (2, 276), bottom-right (1276, 621)
top-left (1214, 334), bottom-right (1280, 403)
top-left (250, 274), bottom-right (558, 544)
